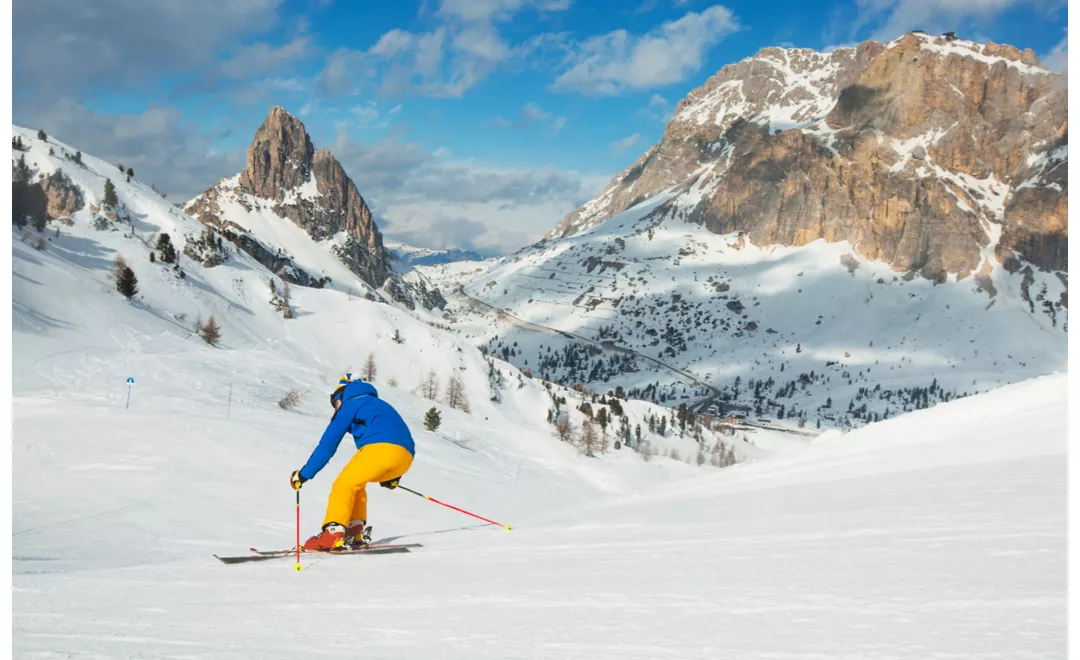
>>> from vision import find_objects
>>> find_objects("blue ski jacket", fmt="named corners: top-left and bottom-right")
top-left (298, 380), bottom-right (415, 481)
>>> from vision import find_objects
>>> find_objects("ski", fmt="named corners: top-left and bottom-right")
top-left (215, 543), bottom-right (422, 565)
top-left (248, 542), bottom-right (422, 556)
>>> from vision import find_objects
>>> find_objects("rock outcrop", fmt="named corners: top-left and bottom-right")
top-left (40, 168), bottom-right (83, 219)
top-left (554, 33), bottom-right (1068, 282)
top-left (186, 107), bottom-right (393, 290)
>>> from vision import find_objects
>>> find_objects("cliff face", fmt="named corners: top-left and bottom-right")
top-left (186, 107), bottom-right (392, 289)
top-left (554, 33), bottom-right (1067, 281)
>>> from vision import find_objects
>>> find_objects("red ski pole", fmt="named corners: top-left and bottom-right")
top-left (398, 485), bottom-right (511, 530)
top-left (293, 485), bottom-right (303, 571)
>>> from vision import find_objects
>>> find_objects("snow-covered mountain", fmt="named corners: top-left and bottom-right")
top-left (553, 33), bottom-right (1067, 282)
top-left (387, 241), bottom-right (491, 267)
top-left (185, 107), bottom-right (445, 311)
top-left (11, 96), bottom-right (1065, 659)
top-left (429, 32), bottom-right (1067, 429)
top-left (11, 122), bottom-right (762, 472)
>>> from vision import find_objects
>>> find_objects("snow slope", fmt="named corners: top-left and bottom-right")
top-left (13, 357), bottom-right (1066, 657)
top-left (432, 192), bottom-right (1067, 429)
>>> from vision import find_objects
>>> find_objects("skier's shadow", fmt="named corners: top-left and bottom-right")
top-left (373, 523), bottom-right (494, 544)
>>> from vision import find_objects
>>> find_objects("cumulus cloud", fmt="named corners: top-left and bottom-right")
top-left (315, 0), bottom-right (572, 99)
top-left (551, 5), bottom-right (739, 95)
top-left (220, 36), bottom-right (311, 79)
top-left (610, 133), bottom-right (641, 154)
top-left (1042, 31), bottom-right (1067, 72)
top-left (329, 131), bottom-right (608, 253)
top-left (16, 99), bottom-right (245, 201)
top-left (12, 0), bottom-right (285, 101)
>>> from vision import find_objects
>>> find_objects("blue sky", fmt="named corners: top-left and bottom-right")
top-left (12, 0), bottom-right (1069, 253)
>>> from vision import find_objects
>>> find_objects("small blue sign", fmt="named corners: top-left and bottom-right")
top-left (126, 377), bottom-right (135, 384)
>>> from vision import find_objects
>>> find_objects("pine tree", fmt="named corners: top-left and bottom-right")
top-left (74, 150), bottom-right (82, 164)
top-left (155, 233), bottom-right (175, 263)
top-left (116, 266), bottom-right (139, 299)
top-left (199, 316), bottom-right (222, 346)
top-left (103, 179), bottom-right (118, 208)
top-left (424, 407), bottom-right (442, 432)
top-left (149, 252), bottom-right (155, 263)
top-left (37, 129), bottom-right (47, 141)
top-left (596, 407), bottom-right (609, 436)
top-left (126, 167), bottom-right (134, 179)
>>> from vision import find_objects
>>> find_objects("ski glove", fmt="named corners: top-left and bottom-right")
top-left (290, 469), bottom-right (307, 490)
top-left (380, 477), bottom-right (400, 490)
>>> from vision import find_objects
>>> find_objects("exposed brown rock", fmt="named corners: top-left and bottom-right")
top-left (40, 169), bottom-right (83, 219)
top-left (187, 107), bottom-right (393, 289)
top-left (556, 33), bottom-right (1068, 283)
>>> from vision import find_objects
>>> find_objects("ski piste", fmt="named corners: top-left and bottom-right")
top-left (215, 542), bottom-right (422, 564)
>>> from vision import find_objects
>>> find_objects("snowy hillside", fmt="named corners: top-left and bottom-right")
top-left (433, 190), bottom-right (1067, 429)
top-left (13, 336), bottom-right (1066, 658)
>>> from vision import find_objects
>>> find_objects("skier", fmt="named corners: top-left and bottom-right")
top-left (290, 374), bottom-right (416, 551)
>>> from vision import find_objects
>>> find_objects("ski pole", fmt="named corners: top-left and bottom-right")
top-left (397, 485), bottom-right (511, 530)
top-left (294, 485), bottom-right (303, 572)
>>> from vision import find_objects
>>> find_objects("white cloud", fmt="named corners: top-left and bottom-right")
top-left (522, 102), bottom-right (551, 123)
top-left (610, 133), bottom-right (641, 154)
top-left (852, 0), bottom-right (1036, 42)
top-left (298, 102), bottom-right (314, 116)
top-left (551, 5), bottom-right (739, 95)
top-left (329, 131), bottom-right (609, 253)
top-left (350, 101), bottom-right (380, 125)
top-left (437, 0), bottom-right (572, 22)
top-left (18, 99), bottom-right (245, 200)
top-left (1042, 31), bottom-right (1067, 72)
top-left (13, 0), bottom-right (284, 100)
top-left (316, 0), bottom-right (572, 99)
top-left (493, 103), bottom-right (565, 132)
top-left (220, 36), bottom-right (310, 79)
top-left (642, 93), bottom-right (672, 122)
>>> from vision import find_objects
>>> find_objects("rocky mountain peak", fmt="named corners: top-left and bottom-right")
top-left (550, 32), bottom-right (1067, 283)
top-left (186, 107), bottom-right (420, 302)
top-left (237, 106), bottom-right (316, 201)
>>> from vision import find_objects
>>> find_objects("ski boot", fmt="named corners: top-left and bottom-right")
top-left (345, 520), bottom-right (372, 548)
top-left (303, 523), bottom-right (346, 551)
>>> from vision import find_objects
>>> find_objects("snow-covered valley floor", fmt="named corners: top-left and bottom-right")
top-left (13, 373), bottom-right (1065, 659)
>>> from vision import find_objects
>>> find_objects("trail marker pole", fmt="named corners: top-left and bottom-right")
top-left (125, 377), bottom-right (134, 409)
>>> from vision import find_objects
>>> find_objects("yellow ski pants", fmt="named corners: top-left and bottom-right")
top-left (322, 443), bottom-right (414, 528)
